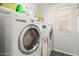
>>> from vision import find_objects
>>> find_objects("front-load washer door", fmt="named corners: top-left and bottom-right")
top-left (19, 24), bottom-right (40, 55)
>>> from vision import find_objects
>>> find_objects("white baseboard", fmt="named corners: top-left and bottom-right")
top-left (52, 49), bottom-right (77, 56)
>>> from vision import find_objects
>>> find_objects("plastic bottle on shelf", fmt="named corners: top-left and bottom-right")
top-left (16, 4), bottom-right (23, 14)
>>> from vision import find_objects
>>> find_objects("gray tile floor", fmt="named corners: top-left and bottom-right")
top-left (50, 50), bottom-right (72, 56)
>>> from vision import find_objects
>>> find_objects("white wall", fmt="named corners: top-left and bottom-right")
top-left (38, 3), bottom-right (79, 55)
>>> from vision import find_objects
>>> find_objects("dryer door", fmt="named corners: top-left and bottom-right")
top-left (48, 27), bottom-right (54, 55)
top-left (19, 24), bottom-right (40, 54)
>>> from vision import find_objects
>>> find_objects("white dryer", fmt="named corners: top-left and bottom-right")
top-left (41, 22), bottom-right (53, 56)
top-left (0, 7), bottom-right (42, 56)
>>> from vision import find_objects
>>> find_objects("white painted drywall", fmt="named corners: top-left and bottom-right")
top-left (38, 3), bottom-right (79, 55)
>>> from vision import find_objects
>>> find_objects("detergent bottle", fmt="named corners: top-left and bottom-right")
top-left (16, 4), bottom-right (23, 14)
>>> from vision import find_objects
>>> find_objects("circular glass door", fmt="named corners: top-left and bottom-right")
top-left (19, 25), bottom-right (40, 54)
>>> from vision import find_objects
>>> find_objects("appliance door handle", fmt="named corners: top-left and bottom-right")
top-left (16, 19), bottom-right (26, 22)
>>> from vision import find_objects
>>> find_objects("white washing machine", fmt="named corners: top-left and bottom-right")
top-left (0, 7), bottom-right (42, 56)
top-left (41, 22), bottom-right (53, 56)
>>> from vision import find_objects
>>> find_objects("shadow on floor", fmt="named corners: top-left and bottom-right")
top-left (50, 50), bottom-right (72, 56)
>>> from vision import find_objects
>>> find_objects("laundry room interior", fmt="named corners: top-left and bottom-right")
top-left (0, 3), bottom-right (79, 56)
